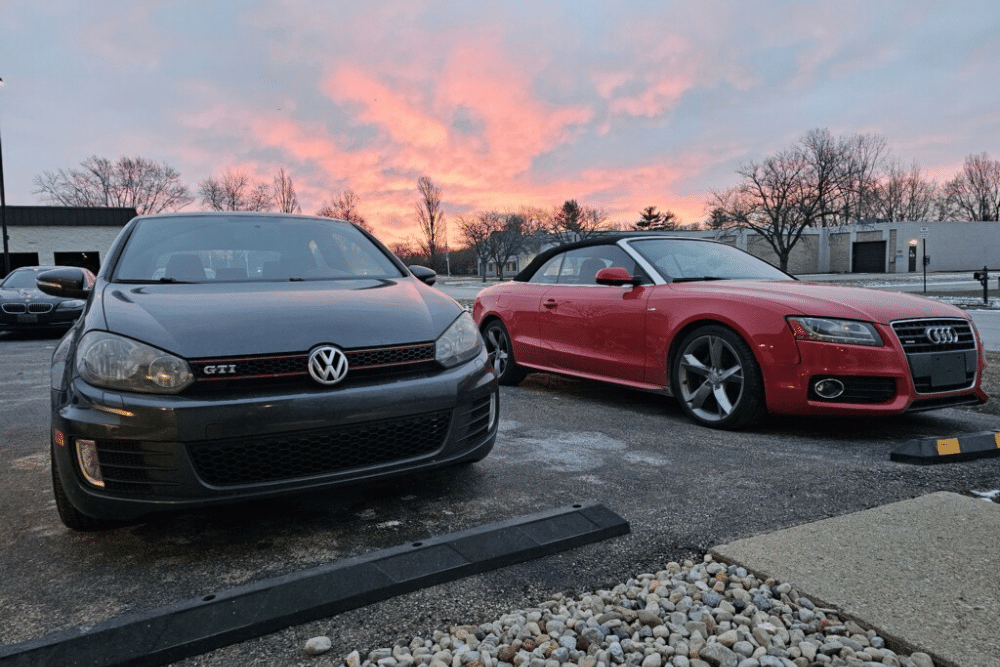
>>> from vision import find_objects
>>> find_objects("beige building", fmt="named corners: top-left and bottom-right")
top-left (2, 206), bottom-right (137, 276)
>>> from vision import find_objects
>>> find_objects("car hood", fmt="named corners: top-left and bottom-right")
top-left (97, 279), bottom-right (461, 358)
top-left (0, 287), bottom-right (59, 302)
top-left (671, 280), bottom-right (970, 323)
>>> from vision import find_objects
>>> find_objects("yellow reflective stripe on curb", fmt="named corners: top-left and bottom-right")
top-left (936, 438), bottom-right (961, 456)
top-left (995, 433), bottom-right (1000, 449)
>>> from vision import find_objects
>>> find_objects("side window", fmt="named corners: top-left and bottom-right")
top-left (561, 249), bottom-right (607, 285)
top-left (528, 254), bottom-right (564, 284)
top-left (557, 246), bottom-right (645, 285)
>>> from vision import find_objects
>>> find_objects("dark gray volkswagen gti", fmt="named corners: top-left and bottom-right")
top-left (37, 212), bottom-right (498, 530)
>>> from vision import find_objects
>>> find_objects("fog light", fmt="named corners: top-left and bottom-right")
top-left (75, 439), bottom-right (105, 488)
top-left (813, 378), bottom-right (846, 400)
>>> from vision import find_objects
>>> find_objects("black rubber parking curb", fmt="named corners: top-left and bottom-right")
top-left (0, 501), bottom-right (629, 667)
top-left (890, 430), bottom-right (1000, 464)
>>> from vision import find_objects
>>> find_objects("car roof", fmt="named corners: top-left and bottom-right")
top-left (129, 211), bottom-right (353, 224)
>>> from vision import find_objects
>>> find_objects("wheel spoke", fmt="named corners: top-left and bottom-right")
top-left (713, 385), bottom-right (734, 416)
top-left (680, 353), bottom-right (710, 378)
top-left (719, 364), bottom-right (743, 382)
top-left (709, 336), bottom-right (726, 369)
top-left (687, 380), bottom-right (713, 410)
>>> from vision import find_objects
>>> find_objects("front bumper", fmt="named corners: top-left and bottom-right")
top-left (52, 350), bottom-right (498, 521)
top-left (763, 337), bottom-right (988, 417)
top-left (0, 310), bottom-right (81, 331)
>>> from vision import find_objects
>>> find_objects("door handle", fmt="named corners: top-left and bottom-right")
top-left (543, 299), bottom-right (558, 308)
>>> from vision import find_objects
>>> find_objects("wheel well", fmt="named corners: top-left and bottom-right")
top-left (479, 315), bottom-right (501, 332)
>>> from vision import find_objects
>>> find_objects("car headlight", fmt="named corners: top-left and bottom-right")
top-left (436, 312), bottom-right (483, 368)
top-left (56, 299), bottom-right (86, 311)
top-left (76, 331), bottom-right (194, 394)
top-left (787, 316), bottom-right (883, 346)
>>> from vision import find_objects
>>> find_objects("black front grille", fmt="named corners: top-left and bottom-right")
top-left (28, 302), bottom-right (54, 313)
top-left (462, 394), bottom-right (494, 442)
top-left (808, 376), bottom-right (896, 404)
top-left (187, 343), bottom-right (439, 392)
top-left (891, 318), bottom-right (978, 395)
top-left (187, 410), bottom-right (451, 486)
top-left (94, 440), bottom-right (182, 494)
top-left (891, 318), bottom-right (976, 354)
top-left (1, 303), bottom-right (26, 314)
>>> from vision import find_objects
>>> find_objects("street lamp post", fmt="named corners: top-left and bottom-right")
top-left (0, 77), bottom-right (9, 277)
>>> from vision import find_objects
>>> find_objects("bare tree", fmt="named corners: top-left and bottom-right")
top-left (709, 147), bottom-right (820, 272)
top-left (33, 155), bottom-right (193, 214)
top-left (317, 188), bottom-right (372, 232)
top-left (835, 131), bottom-right (887, 224)
top-left (415, 176), bottom-right (446, 271)
top-left (199, 169), bottom-right (274, 211)
top-left (872, 160), bottom-right (938, 222)
top-left (944, 152), bottom-right (1000, 221)
top-left (456, 212), bottom-right (496, 281)
top-left (709, 128), bottom-right (898, 270)
top-left (458, 211), bottom-right (540, 281)
top-left (273, 168), bottom-right (301, 214)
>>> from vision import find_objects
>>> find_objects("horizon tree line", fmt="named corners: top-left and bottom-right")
top-left (30, 138), bottom-right (1000, 275)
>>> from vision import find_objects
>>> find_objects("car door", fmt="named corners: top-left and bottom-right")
top-left (539, 246), bottom-right (651, 384)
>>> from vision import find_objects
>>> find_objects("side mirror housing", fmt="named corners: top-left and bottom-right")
top-left (409, 265), bottom-right (437, 286)
top-left (36, 267), bottom-right (93, 299)
top-left (595, 267), bottom-right (643, 286)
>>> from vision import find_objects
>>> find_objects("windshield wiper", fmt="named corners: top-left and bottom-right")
top-left (671, 276), bottom-right (730, 283)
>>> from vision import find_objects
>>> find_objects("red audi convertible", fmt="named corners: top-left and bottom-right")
top-left (473, 235), bottom-right (988, 429)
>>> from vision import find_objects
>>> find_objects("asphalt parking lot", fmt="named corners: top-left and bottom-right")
top-left (2, 317), bottom-right (999, 666)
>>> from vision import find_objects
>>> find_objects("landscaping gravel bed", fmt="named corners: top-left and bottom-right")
top-left (309, 555), bottom-right (938, 667)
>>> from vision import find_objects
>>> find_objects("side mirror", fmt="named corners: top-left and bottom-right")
top-left (409, 265), bottom-right (437, 286)
top-left (595, 267), bottom-right (642, 286)
top-left (36, 267), bottom-right (92, 299)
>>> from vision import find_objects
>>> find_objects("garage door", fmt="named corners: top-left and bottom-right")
top-left (852, 241), bottom-right (886, 273)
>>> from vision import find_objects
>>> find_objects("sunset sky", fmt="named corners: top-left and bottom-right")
top-left (1, 1), bottom-right (998, 245)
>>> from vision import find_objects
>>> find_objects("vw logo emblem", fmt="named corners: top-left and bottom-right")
top-left (308, 346), bottom-right (349, 385)
top-left (924, 326), bottom-right (959, 345)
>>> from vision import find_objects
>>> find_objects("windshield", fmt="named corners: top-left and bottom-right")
top-left (627, 239), bottom-right (793, 282)
top-left (112, 216), bottom-right (406, 283)
top-left (0, 269), bottom-right (40, 289)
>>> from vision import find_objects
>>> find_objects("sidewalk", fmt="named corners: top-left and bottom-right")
top-left (711, 492), bottom-right (1000, 667)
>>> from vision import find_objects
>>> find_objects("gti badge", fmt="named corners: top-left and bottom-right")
top-left (924, 326), bottom-right (958, 345)
top-left (203, 364), bottom-right (237, 375)
top-left (308, 345), bottom-right (349, 385)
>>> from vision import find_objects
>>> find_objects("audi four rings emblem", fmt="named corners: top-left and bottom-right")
top-left (924, 326), bottom-right (959, 345)
top-left (308, 346), bottom-right (349, 385)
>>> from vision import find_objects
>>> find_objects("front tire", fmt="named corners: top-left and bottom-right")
top-left (671, 325), bottom-right (764, 430)
top-left (482, 320), bottom-right (527, 386)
